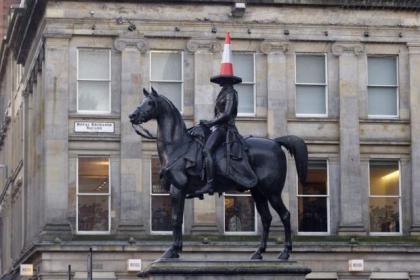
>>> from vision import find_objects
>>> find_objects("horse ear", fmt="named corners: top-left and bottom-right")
top-left (143, 88), bottom-right (150, 97)
top-left (151, 87), bottom-right (158, 97)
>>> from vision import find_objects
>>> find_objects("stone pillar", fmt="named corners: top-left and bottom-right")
top-left (42, 36), bottom-right (71, 236)
top-left (187, 38), bottom-right (221, 234)
top-left (408, 44), bottom-right (420, 235)
top-left (114, 37), bottom-right (149, 237)
top-left (260, 40), bottom-right (289, 138)
top-left (332, 43), bottom-right (366, 235)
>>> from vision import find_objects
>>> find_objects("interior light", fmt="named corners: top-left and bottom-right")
top-left (381, 170), bottom-right (399, 181)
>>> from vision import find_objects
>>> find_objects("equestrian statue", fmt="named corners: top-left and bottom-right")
top-left (129, 33), bottom-right (308, 261)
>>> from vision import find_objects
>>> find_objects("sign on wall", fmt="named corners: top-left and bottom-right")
top-left (127, 259), bottom-right (142, 272)
top-left (20, 264), bottom-right (34, 276)
top-left (348, 259), bottom-right (364, 272)
top-left (74, 122), bottom-right (114, 133)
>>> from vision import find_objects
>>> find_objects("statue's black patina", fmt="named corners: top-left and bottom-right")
top-left (129, 85), bottom-right (308, 260)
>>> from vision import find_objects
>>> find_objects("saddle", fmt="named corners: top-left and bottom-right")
top-left (183, 124), bottom-right (258, 189)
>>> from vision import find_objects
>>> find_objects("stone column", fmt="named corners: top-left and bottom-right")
top-left (260, 40), bottom-right (290, 233)
top-left (408, 44), bottom-right (420, 235)
top-left (42, 36), bottom-right (71, 237)
top-left (114, 37), bottom-right (149, 237)
top-left (332, 42), bottom-right (366, 235)
top-left (260, 40), bottom-right (289, 138)
top-left (187, 38), bottom-right (221, 234)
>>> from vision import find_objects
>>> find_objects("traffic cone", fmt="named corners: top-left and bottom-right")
top-left (210, 32), bottom-right (242, 86)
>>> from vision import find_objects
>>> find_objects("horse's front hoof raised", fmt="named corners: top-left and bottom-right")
top-left (160, 247), bottom-right (180, 259)
top-left (250, 251), bottom-right (263, 260)
top-left (278, 249), bottom-right (290, 260)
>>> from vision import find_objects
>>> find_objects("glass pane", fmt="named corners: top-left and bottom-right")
top-left (150, 82), bottom-right (182, 111)
top-left (368, 87), bottom-right (397, 116)
top-left (368, 57), bottom-right (397, 86)
top-left (298, 160), bottom-right (327, 195)
top-left (224, 196), bottom-right (255, 232)
top-left (298, 197), bottom-right (328, 232)
top-left (235, 84), bottom-right (254, 114)
top-left (296, 85), bottom-right (326, 115)
top-left (78, 157), bottom-right (109, 193)
top-left (78, 49), bottom-right (109, 80)
top-left (151, 157), bottom-right (168, 194)
top-left (369, 197), bottom-right (400, 233)
top-left (78, 195), bottom-right (109, 231)
top-left (151, 52), bottom-right (182, 81)
top-left (78, 81), bottom-right (110, 112)
top-left (232, 53), bottom-right (254, 82)
top-left (370, 161), bottom-right (399, 196)
top-left (151, 196), bottom-right (172, 232)
top-left (296, 55), bottom-right (325, 84)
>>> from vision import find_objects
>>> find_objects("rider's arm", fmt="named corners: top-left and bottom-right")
top-left (206, 91), bottom-right (235, 127)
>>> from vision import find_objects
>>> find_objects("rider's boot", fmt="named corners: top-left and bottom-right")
top-left (193, 152), bottom-right (215, 196)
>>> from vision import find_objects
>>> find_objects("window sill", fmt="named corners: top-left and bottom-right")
top-left (69, 113), bottom-right (120, 119)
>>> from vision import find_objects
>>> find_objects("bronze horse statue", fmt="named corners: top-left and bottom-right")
top-left (129, 88), bottom-right (308, 260)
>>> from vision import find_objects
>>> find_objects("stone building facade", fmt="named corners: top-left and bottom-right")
top-left (1, 0), bottom-right (420, 279)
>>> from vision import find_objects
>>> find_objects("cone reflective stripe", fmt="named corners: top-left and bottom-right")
top-left (210, 32), bottom-right (242, 85)
top-left (220, 32), bottom-right (233, 76)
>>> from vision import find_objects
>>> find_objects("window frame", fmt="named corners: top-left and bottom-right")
top-left (223, 191), bottom-right (258, 235)
top-left (233, 52), bottom-right (256, 117)
top-left (296, 159), bottom-right (330, 236)
top-left (149, 50), bottom-right (184, 114)
top-left (76, 156), bottom-right (111, 235)
top-left (76, 48), bottom-right (112, 114)
top-left (149, 156), bottom-right (184, 235)
top-left (367, 55), bottom-right (399, 119)
top-left (294, 53), bottom-right (328, 118)
top-left (368, 159), bottom-right (402, 236)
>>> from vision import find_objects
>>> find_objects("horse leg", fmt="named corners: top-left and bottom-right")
top-left (250, 189), bottom-right (272, 260)
top-left (268, 195), bottom-right (292, 260)
top-left (160, 185), bottom-right (185, 259)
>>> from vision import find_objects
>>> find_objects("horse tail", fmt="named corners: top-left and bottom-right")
top-left (274, 135), bottom-right (308, 186)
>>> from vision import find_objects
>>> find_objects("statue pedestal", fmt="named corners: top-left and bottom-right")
top-left (138, 259), bottom-right (311, 280)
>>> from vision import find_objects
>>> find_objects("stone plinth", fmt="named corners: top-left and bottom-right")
top-left (138, 259), bottom-right (311, 279)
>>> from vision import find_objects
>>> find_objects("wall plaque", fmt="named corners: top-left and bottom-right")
top-left (75, 122), bottom-right (114, 133)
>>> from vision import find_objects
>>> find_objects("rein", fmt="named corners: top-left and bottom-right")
top-left (131, 123), bottom-right (157, 140)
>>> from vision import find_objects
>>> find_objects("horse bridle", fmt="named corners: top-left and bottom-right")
top-left (131, 94), bottom-right (159, 140)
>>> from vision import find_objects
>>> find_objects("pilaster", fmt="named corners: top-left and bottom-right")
top-left (260, 40), bottom-right (289, 138)
top-left (42, 37), bottom-right (71, 236)
top-left (407, 43), bottom-right (420, 235)
top-left (333, 42), bottom-right (366, 235)
top-left (187, 38), bottom-right (221, 234)
top-left (114, 36), bottom-right (149, 236)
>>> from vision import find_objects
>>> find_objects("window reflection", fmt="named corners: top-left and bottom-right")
top-left (224, 191), bottom-right (255, 233)
top-left (151, 157), bottom-right (172, 232)
top-left (298, 160), bottom-right (328, 233)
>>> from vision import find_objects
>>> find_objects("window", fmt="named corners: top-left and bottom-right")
top-left (368, 56), bottom-right (398, 117)
top-left (224, 191), bottom-right (256, 234)
top-left (295, 54), bottom-right (327, 116)
top-left (297, 160), bottom-right (329, 234)
top-left (77, 157), bottom-right (111, 234)
top-left (232, 52), bottom-right (255, 115)
top-left (150, 157), bottom-right (172, 233)
top-left (369, 160), bottom-right (401, 234)
top-left (150, 51), bottom-right (183, 112)
top-left (77, 49), bottom-right (111, 113)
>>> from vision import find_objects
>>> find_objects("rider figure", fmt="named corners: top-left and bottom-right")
top-left (195, 83), bottom-right (239, 195)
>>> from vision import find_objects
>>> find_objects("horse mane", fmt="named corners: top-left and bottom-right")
top-left (156, 93), bottom-right (187, 131)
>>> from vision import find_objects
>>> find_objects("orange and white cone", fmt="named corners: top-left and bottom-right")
top-left (210, 32), bottom-right (242, 86)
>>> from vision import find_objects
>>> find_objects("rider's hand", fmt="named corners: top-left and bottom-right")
top-left (199, 120), bottom-right (211, 127)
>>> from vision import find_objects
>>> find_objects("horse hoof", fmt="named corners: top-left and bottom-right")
top-left (160, 248), bottom-right (180, 259)
top-left (278, 250), bottom-right (290, 260)
top-left (250, 252), bottom-right (263, 260)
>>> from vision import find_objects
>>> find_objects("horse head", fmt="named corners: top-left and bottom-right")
top-left (129, 88), bottom-right (160, 125)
